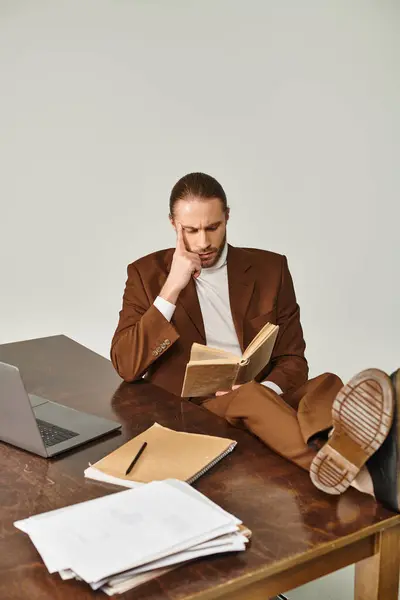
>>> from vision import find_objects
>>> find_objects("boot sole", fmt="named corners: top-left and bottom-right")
top-left (310, 368), bottom-right (394, 495)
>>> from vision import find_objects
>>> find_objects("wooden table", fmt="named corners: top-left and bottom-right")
top-left (0, 335), bottom-right (399, 600)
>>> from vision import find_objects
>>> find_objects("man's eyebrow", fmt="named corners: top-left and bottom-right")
top-left (182, 221), bottom-right (222, 230)
top-left (206, 221), bottom-right (222, 228)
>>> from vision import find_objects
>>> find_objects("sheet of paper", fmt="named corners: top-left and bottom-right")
top-left (62, 530), bottom-right (247, 588)
top-left (163, 479), bottom-right (241, 524)
top-left (59, 569), bottom-right (75, 581)
top-left (16, 480), bottom-right (241, 584)
top-left (15, 487), bottom-right (129, 530)
top-left (108, 537), bottom-right (246, 582)
top-left (71, 521), bottom-right (239, 584)
top-left (101, 567), bottom-right (172, 596)
top-left (90, 532), bottom-right (248, 590)
top-left (101, 542), bottom-right (246, 595)
top-left (84, 466), bottom-right (144, 488)
top-left (15, 489), bottom-right (132, 574)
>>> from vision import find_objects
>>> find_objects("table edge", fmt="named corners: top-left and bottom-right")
top-left (180, 513), bottom-right (400, 600)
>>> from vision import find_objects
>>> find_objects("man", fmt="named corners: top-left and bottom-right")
top-left (111, 172), bottom-right (400, 511)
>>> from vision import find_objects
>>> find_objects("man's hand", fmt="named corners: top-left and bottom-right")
top-left (160, 223), bottom-right (202, 304)
top-left (215, 384), bottom-right (243, 396)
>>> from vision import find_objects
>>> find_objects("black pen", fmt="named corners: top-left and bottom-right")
top-left (125, 441), bottom-right (147, 476)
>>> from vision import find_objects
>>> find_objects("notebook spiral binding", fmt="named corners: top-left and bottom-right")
top-left (187, 443), bottom-right (237, 484)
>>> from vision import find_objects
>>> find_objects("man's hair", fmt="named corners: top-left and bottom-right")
top-left (169, 172), bottom-right (228, 217)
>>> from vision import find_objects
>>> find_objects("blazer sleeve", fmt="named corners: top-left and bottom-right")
top-left (110, 263), bottom-right (180, 382)
top-left (261, 256), bottom-right (308, 393)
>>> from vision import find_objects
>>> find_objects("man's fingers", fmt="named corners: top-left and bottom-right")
top-left (173, 224), bottom-right (202, 278)
top-left (191, 256), bottom-right (202, 279)
top-left (215, 385), bottom-right (242, 396)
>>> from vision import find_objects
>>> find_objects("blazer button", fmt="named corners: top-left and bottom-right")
top-left (152, 350), bottom-right (158, 356)
top-left (164, 339), bottom-right (171, 345)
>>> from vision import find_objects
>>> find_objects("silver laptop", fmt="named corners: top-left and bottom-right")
top-left (0, 361), bottom-right (121, 457)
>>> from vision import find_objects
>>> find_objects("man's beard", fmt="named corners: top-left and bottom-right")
top-left (199, 231), bottom-right (226, 268)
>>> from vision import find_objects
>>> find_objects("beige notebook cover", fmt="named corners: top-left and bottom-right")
top-left (88, 423), bottom-right (237, 485)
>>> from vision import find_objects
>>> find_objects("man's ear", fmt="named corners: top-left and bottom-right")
top-left (225, 207), bottom-right (230, 223)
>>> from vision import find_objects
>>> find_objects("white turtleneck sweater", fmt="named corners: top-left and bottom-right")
top-left (153, 243), bottom-right (282, 395)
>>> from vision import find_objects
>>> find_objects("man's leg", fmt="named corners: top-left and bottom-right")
top-left (364, 369), bottom-right (400, 510)
top-left (284, 372), bottom-right (343, 442)
top-left (202, 374), bottom-right (340, 471)
top-left (202, 371), bottom-right (395, 505)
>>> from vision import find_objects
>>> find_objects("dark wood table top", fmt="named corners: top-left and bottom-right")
top-left (0, 335), bottom-right (398, 600)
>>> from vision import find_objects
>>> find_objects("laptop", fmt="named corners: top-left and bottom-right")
top-left (0, 361), bottom-right (121, 457)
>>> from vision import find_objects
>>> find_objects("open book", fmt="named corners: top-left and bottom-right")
top-left (181, 322), bottom-right (279, 397)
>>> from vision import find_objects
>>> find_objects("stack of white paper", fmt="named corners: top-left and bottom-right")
top-left (14, 479), bottom-right (249, 595)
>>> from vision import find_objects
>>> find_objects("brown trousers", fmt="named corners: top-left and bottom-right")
top-left (203, 373), bottom-right (344, 471)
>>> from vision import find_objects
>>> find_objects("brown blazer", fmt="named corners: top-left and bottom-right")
top-left (111, 245), bottom-right (308, 397)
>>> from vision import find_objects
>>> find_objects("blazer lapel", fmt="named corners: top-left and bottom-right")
top-left (178, 279), bottom-right (206, 341)
top-left (162, 250), bottom-right (206, 341)
top-left (227, 245), bottom-right (255, 352)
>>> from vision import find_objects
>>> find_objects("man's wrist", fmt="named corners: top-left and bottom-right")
top-left (159, 279), bottom-right (182, 304)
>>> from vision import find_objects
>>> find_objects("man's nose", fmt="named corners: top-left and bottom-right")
top-left (198, 230), bottom-right (210, 250)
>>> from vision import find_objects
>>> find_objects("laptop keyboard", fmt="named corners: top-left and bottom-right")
top-left (36, 419), bottom-right (79, 447)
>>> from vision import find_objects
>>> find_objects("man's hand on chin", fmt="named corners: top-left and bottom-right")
top-left (215, 384), bottom-right (243, 397)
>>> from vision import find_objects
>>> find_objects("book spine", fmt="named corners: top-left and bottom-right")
top-left (187, 443), bottom-right (237, 484)
top-left (233, 359), bottom-right (250, 385)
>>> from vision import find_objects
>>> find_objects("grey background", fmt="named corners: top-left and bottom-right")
top-left (1, 2), bottom-right (399, 597)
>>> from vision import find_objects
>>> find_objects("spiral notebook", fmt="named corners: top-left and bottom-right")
top-left (84, 423), bottom-right (237, 487)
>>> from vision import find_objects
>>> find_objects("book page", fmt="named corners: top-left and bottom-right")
top-left (235, 324), bottom-right (279, 384)
top-left (182, 361), bottom-right (240, 397)
top-left (242, 322), bottom-right (277, 359)
top-left (190, 342), bottom-right (239, 362)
